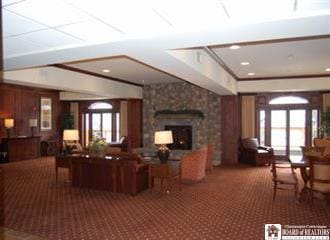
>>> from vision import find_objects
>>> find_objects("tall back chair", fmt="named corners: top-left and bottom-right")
top-left (270, 157), bottom-right (298, 201)
top-left (301, 146), bottom-right (325, 158)
top-left (313, 138), bottom-right (330, 156)
top-left (307, 156), bottom-right (330, 205)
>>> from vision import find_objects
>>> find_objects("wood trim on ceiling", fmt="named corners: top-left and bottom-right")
top-left (238, 74), bottom-right (330, 81)
top-left (51, 64), bottom-right (143, 87)
top-left (208, 34), bottom-right (330, 49)
top-left (203, 47), bottom-right (239, 80)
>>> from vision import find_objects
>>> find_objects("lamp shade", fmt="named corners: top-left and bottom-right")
top-left (154, 130), bottom-right (173, 145)
top-left (63, 129), bottom-right (79, 141)
top-left (4, 118), bottom-right (14, 128)
top-left (29, 119), bottom-right (38, 127)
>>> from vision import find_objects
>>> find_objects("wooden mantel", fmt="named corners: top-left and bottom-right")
top-left (155, 113), bottom-right (203, 120)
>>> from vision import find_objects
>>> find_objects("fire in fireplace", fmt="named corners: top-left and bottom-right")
top-left (164, 125), bottom-right (192, 150)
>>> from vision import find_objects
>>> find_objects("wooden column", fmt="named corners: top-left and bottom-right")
top-left (221, 95), bottom-right (240, 164)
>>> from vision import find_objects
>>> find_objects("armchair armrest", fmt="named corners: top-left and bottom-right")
top-left (244, 148), bottom-right (258, 153)
top-left (258, 145), bottom-right (273, 152)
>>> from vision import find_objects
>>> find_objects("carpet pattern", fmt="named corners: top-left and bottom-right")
top-left (2, 157), bottom-right (330, 240)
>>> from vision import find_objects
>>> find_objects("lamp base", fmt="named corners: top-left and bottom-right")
top-left (6, 128), bottom-right (11, 138)
top-left (157, 145), bottom-right (170, 163)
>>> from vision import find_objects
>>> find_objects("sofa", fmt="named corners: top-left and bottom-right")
top-left (70, 152), bottom-right (148, 195)
top-left (239, 138), bottom-right (274, 166)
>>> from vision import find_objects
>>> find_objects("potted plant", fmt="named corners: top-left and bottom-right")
top-left (319, 111), bottom-right (330, 138)
top-left (88, 137), bottom-right (108, 158)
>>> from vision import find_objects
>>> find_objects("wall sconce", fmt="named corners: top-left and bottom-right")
top-left (29, 119), bottom-right (38, 137)
top-left (4, 118), bottom-right (14, 138)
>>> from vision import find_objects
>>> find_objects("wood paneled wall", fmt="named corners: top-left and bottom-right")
top-left (0, 83), bottom-right (68, 142)
top-left (127, 99), bottom-right (142, 148)
top-left (221, 95), bottom-right (240, 164)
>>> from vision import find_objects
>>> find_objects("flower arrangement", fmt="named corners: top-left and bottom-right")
top-left (88, 137), bottom-right (108, 158)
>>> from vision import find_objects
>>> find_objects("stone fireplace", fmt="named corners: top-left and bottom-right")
top-left (142, 82), bottom-right (222, 164)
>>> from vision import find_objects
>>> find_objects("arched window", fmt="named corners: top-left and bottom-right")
top-left (88, 102), bottom-right (113, 110)
top-left (269, 96), bottom-right (308, 105)
top-left (81, 102), bottom-right (120, 146)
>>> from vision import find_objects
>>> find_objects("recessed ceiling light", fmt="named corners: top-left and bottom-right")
top-left (325, 68), bottom-right (330, 72)
top-left (247, 72), bottom-right (255, 76)
top-left (102, 69), bottom-right (111, 73)
top-left (240, 62), bottom-right (250, 66)
top-left (229, 45), bottom-right (240, 50)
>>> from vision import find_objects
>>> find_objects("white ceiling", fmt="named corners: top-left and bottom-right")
top-left (2, 0), bottom-right (330, 93)
top-left (65, 57), bottom-right (181, 85)
top-left (212, 38), bottom-right (330, 79)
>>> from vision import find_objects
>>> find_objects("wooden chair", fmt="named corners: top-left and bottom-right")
top-left (270, 157), bottom-right (299, 201)
top-left (301, 146), bottom-right (326, 158)
top-left (306, 155), bottom-right (330, 205)
top-left (313, 138), bottom-right (330, 156)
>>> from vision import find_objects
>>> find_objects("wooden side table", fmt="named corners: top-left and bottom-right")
top-left (148, 159), bottom-right (181, 193)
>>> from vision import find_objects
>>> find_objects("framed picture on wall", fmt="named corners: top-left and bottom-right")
top-left (40, 97), bottom-right (52, 131)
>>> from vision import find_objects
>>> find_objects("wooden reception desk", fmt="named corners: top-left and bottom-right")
top-left (1, 136), bottom-right (40, 162)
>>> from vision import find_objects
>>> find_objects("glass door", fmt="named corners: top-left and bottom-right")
top-left (271, 110), bottom-right (287, 159)
top-left (289, 110), bottom-right (306, 161)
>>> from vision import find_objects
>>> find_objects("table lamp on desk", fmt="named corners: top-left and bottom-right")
top-left (4, 118), bottom-right (14, 138)
top-left (154, 130), bottom-right (173, 163)
top-left (63, 129), bottom-right (79, 155)
top-left (29, 119), bottom-right (38, 137)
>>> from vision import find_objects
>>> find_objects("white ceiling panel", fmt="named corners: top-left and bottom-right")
top-left (3, 9), bottom-right (46, 37)
top-left (212, 38), bottom-right (330, 78)
top-left (16, 29), bottom-right (83, 49)
top-left (66, 57), bottom-right (182, 85)
top-left (67, 0), bottom-right (173, 35)
top-left (4, 36), bottom-right (44, 57)
top-left (296, 0), bottom-right (330, 12)
top-left (221, 0), bottom-right (295, 23)
top-left (57, 20), bottom-right (127, 43)
top-left (5, 0), bottom-right (91, 27)
top-left (2, 0), bottom-right (26, 7)
top-left (152, 0), bottom-right (228, 31)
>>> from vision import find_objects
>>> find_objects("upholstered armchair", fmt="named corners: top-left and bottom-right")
top-left (181, 147), bottom-right (207, 182)
top-left (240, 138), bottom-right (274, 166)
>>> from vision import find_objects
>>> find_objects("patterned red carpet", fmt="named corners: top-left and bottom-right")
top-left (1, 157), bottom-right (330, 240)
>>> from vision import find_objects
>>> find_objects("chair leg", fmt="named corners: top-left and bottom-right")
top-left (294, 183), bottom-right (299, 202)
top-left (55, 167), bottom-right (58, 183)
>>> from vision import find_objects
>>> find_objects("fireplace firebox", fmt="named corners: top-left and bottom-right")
top-left (164, 125), bottom-right (192, 150)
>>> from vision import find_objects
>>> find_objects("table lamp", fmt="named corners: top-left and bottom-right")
top-left (4, 118), bottom-right (14, 138)
top-left (63, 129), bottom-right (79, 155)
top-left (154, 130), bottom-right (173, 163)
top-left (29, 119), bottom-right (38, 137)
